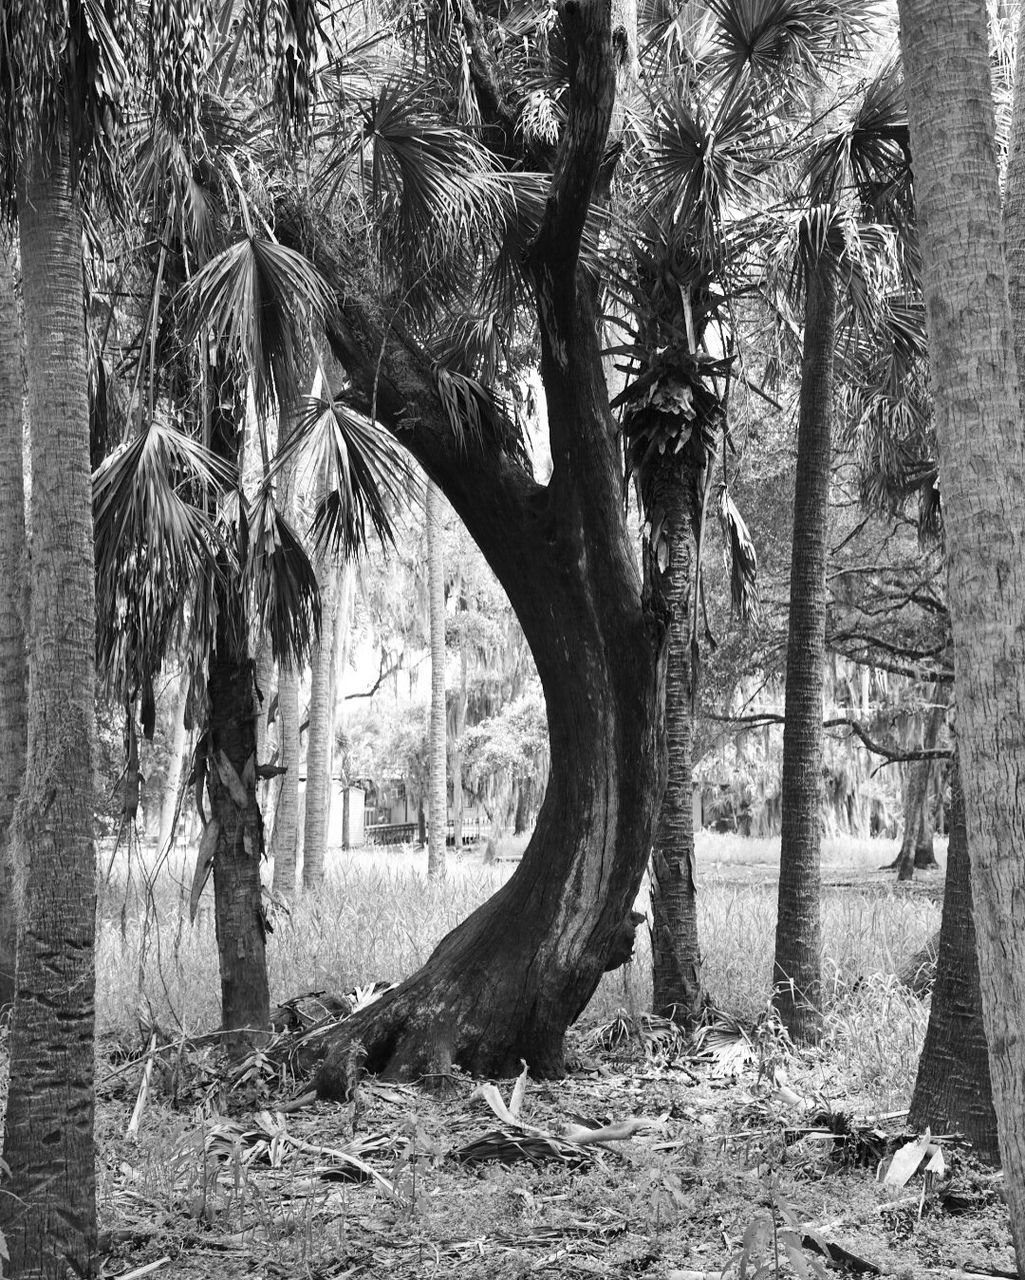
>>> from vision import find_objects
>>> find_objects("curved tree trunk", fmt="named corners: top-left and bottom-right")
top-left (426, 479), bottom-right (448, 879)
top-left (302, 557), bottom-right (339, 889)
top-left (913, 770), bottom-right (939, 869)
top-left (0, 238), bottom-right (26, 1015)
top-left (315, 0), bottom-right (665, 1086)
top-left (773, 260), bottom-right (836, 1044)
top-left (650, 465), bottom-right (702, 1027)
top-left (909, 753), bottom-right (998, 1161)
top-left (1, 138), bottom-right (98, 1277)
top-left (897, 0), bottom-right (1025, 1262)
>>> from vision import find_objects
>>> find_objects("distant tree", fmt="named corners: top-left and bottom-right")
top-left (426, 479), bottom-right (447, 877)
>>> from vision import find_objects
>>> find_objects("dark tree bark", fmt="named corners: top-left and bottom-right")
top-left (312, 0), bottom-right (666, 1088)
top-left (649, 464), bottom-right (702, 1027)
top-left (207, 598), bottom-right (271, 1042)
top-left (773, 260), bottom-right (836, 1044)
top-left (909, 754), bottom-right (998, 1162)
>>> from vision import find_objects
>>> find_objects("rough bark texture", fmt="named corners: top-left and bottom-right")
top-left (909, 755), bottom-right (998, 1162)
top-left (208, 603), bottom-right (271, 1042)
top-left (302, 557), bottom-right (339, 889)
top-left (897, 0), bottom-right (1025, 1263)
top-left (649, 465), bottom-right (702, 1027)
top-left (314, 0), bottom-right (666, 1086)
top-left (773, 261), bottom-right (835, 1044)
top-left (1, 138), bottom-right (98, 1278)
top-left (0, 237), bottom-right (26, 1014)
top-left (426, 479), bottom-right (447, 878)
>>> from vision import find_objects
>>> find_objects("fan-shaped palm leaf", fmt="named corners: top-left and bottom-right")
top-left (278, 393), bottom-right (416, 557)
top-left (706, 0), bottom-right (874, 93)
top-left (93, 417), bottom-right (235, 702)
top-left (181, 233), bottom-right (333, 411)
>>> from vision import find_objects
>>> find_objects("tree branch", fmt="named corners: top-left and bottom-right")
top-left (705, 711), bottom-right (952, 762)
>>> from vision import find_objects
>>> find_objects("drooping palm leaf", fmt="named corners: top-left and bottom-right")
top-left (717, 485), bottom-right (758, 622)
top-left (93, 416), bottom-right (235, 703)
top-left (181, 233), bottom-right (333, 412)
top-left (246, 483), bottom-right (322, 667)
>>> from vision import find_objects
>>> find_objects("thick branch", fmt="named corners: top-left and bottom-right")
top-left (706, 711), bottom-right (952, 763)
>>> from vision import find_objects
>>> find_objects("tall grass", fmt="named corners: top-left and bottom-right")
top-left (97, 833), bottom-right (940, 1102)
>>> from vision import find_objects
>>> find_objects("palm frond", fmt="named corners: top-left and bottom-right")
top-left (278, 394), bottom-right (416, 558)
top-left (705, 0), bottom-right (875, 90)
top-left (93, 416), bottom-right (234, 701)
top-left (717, 485), bottom-right (758, 622)
top-left (246, 483), bottom-right (321, 667)
top-left (181, 234), bottom-right (332, 412)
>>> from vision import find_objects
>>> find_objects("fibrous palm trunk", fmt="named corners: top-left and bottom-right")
top-left (271, 660), bottom-right (300, 895)
top-left (302, 557), bottom-right (339, 889)
top-left (650, 463), bottom-right (702, 1027)
top-left (897, 0), bottom-right (1025, 1262)
top-left (909, 752), bottom-right (998, 1160)
top-left (207, 597), bottom-right (270, 1042)
top-left (1, 137), bottom-right (98, 1278)
top-left (0, 238), bottom-right (26, 1013)
top-left (426, 479), bottom-right (448, 879)
top-left (773, 260), bottom-right (836, 1044)
top-left (156, 671), bottom-right (189, 856)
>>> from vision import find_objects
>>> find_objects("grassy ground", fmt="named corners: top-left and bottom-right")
top-left (93, 832), bottom-right (1005, 1280)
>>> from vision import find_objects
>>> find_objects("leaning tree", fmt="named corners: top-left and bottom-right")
top-left (302, 0), bottom-right (672, 1088)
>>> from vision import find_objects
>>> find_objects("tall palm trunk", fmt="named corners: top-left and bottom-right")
top-left (0, 238), bottom-right (26, 1013)
top-left (650, 464), bottom-right (702, 1026)
top-left (270, 395), bottom-right (302, 895)
top-left (302, 558), bottom-right (339, 889)
top-left (773, 260), bottom-right (836, 1044)
top-left (897, 0), bottom-right (1025, 1262)
top-left (426, 479), bottom-right (447, 878)
top-left (1, 138), bottom-right (98, 1277)
top-left (205, 366), bottom-right (269, 1040)
top-left (909, 752), bottom-right (998, 1160)
top-left (156, 671), bottom-right (189, 856)
top-left (452, 627), bottom-right (467, 850)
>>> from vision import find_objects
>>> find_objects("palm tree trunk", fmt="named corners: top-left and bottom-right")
top-left (894, 690), bottom-right (947, 880)
top-left (207, 596), bottom-right (270, 1041)
top-left (426, 479), bottom-right (448, 878)
top-left (302, 558), bottom-right (339, 889)
top-left (271, 659), bottom-right (300, 895)
top-left (0, 238), bottom-right (26, 1014)
top-left (452, 627), bottom-right (467, 849)
top-left (898, 0), bottom-right (1025, 1261)
top-left (773, 260), bottom-right (835, 1044)
top-left (909, 753), bottom-right (998, 1161)
top-left (650, 464), bottom-right (702, 1027)
top-left (1, 136), bottom-right (98, 1277)
top-left (156, 670), bottom-right (189, 856)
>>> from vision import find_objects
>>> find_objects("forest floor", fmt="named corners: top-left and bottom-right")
top-left (96, 1012), bottom-right (1011, 1280)
top-left (87, 834), bottom-right (1006, 1280)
